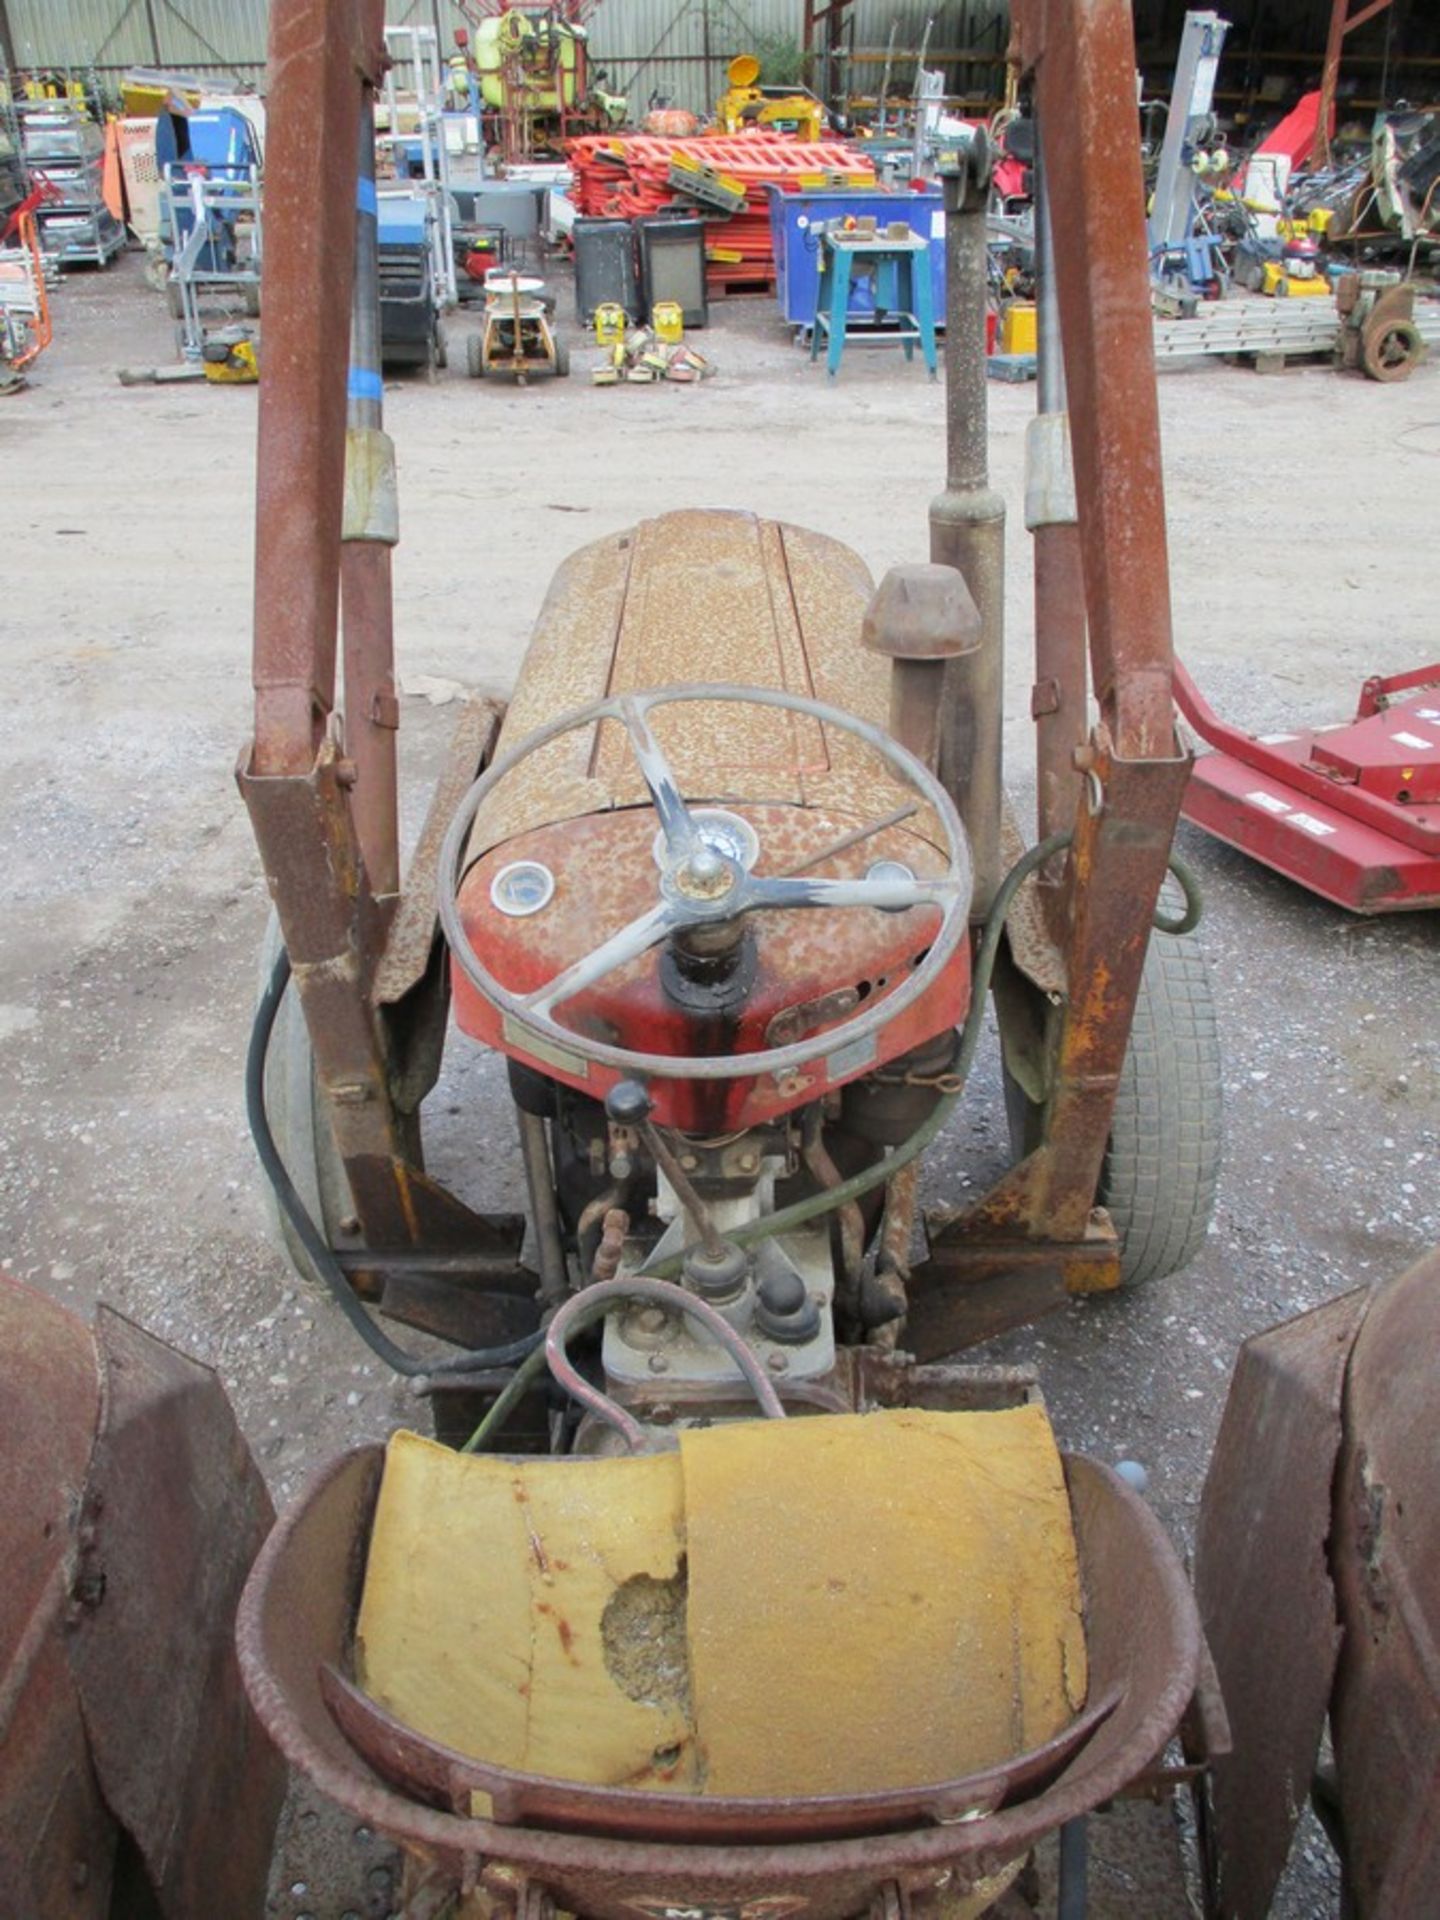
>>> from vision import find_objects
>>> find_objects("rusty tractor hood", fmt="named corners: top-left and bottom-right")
top-left (466, 509), bottom-right (933, 860)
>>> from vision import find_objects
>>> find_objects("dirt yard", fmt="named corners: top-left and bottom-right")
top-left (1, 251), bottom-right (1436, 1918)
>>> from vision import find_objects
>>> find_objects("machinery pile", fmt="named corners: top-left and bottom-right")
top-left (1141, 9), bottom-right (1438, 377)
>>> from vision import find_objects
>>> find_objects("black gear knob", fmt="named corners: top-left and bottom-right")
top-left (605, 1080), bottom-right (653, 1128)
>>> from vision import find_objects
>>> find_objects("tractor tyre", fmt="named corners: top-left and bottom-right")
top-left (255, 913), bottom-right (355, 1292)
top-left (433, 322), bottom-right (448, 370)
top-left (553, 335), bottom-right (570, 378)
top-left (166, 276), bottom-right (184, 320)
top-left (1005, 924), bottom-right (1222, 1289)
top-left (467, 331), bottom-right (486, 379)
top-left (242, 280), bottom-right (261, 318)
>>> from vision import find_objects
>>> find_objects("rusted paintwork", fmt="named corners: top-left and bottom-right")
top-left (242, 729), bottom-right (520, 1261)
top-left (239, 1445), bottom-right (1200, 1920)
top-left (465, 513), bottom-right (922, 862)
top-left (1028, 151), bottom-right (1088, 855)
top-left (251, 0), bottom-right (387, 777)
top-left (0, 1273), bottom-right (284, 1918)
top-left (454, 803), bottom-right (967, 1133)
top-left (376, 696), bottom-right (507, 1012)
top-left (322, 1662), bottom-right (1124, 1839)
top-left (1194, 1289), bottom-right (1367, 1920)
top-left (376, 696), bottom-right (508, 1119)
top-left (905, 1228), bottom-right (1119, 1358)
top-left (927, 732), bottom-right (1191, 1282)
top-left (1022, 0), bottom-right (1178, 764)
top-left (1198, 1251), bottom-right (1440, 1918)
top-left (0, 1274), bottom-right (111, 1920)
top-left (1330, 1251), bottom-right (1440, 1915)
top-left (917, 0), bottom-right (1196, 1297)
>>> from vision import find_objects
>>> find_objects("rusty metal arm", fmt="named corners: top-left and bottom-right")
top-left (250, 0), bottom-right (385, 776)
top-left (240, 1), bottom-right (513, 1273)
top-left (1029, 0), bottom-right (1178, 764)
top-left (912, 0), bottom-right (1193, 1348)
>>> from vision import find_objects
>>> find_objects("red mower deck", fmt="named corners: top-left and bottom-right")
top-left (1175, 662), bottom-right (1440, 913)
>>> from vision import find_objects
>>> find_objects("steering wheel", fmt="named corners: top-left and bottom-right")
top-left (437, 684), bottom-right (972, 1082)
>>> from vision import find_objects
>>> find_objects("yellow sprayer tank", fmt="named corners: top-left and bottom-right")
top-left (473, 10), bottom-right (582, 116)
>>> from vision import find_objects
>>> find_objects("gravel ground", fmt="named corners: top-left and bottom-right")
top-left (1, 250), bottom-right (1436, 1918)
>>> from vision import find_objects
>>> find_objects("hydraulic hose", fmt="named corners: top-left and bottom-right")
top-left (544, 1275), bottom-right (787, 1451)
top-left (1153, 848), bottom-right (1203, 935)
top-left (248, 948), bottom-right (544, 1380)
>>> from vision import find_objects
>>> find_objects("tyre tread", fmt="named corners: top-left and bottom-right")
top-left (1099, 931), bottom-right (1223, 1288)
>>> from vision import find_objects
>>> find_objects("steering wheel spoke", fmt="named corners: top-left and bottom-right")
top-left (619, 695), bottom-right (697, 863)
top-left (743, 873), bottom-right (960, 914)
top-left (521, 900), bottom-right (678, 1017)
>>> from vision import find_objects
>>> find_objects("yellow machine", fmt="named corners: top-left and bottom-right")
top-left (651, 300), bottom-right (684, 343)
top-left (1261, 259), bottom-right (1330, 297)
top-left (593, 301), bottom-right (628, 345)
top-left (201, 328), bottom-right (260, 381)
top-left (717, 53), bottom-right (825, 141)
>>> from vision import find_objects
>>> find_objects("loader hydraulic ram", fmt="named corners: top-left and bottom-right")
top-left (237, 2), bottom-right (1226, 1915)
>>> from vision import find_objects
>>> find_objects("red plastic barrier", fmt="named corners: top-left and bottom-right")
top-left (567, 132), bottom-right (876, 276)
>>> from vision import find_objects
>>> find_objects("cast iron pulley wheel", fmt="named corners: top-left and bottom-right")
top-left (1004, 919), bottom-right (1222, 1289)
top-left (1361, 315), bottom-right (1423, 383)
top-left (466, 331), bottom-right (486, 379)
top-left (438, 684), bottom-right (974, 1081)
top-left (255, 913), bottom-right (355, 1290)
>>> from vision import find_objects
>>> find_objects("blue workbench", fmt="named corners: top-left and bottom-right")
top-left (766, 185), bottom-right (945, 326)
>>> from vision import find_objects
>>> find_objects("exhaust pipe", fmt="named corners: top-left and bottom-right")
top-left (930, 136), bottom-right (1004, 919)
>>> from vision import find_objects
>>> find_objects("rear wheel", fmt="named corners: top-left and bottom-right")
top-left (467, 330), bottom-right (486, 379)
top-left (552, 335), bottom-right (570, 378)
top-left (1005, 926), bottom-right (1222, 1289)
top-left (256, 914), bottom-right (355, 1290)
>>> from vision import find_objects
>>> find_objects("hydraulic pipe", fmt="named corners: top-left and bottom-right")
top-left (1028, 142), bottom-right (1088, 849)
top-left (341, 101), bottom-right (402, 900)
top-left (930, 155), bottom-right (1005, 919)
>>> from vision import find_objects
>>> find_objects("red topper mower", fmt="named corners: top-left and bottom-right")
top-left (1177, 660), bottom-right (1440, 912)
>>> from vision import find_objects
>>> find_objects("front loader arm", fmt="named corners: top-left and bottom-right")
top-left (909, 0), bottom-right (1195, 1355)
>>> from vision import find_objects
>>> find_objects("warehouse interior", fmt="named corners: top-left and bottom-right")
top-left (1, 2), bottom-right (1437, 1919)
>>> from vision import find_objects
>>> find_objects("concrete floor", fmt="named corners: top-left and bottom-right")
top-left (2, 252), bottom-right (1437, 1918)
